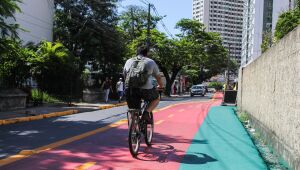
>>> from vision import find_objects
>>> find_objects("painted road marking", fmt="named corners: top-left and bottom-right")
top-left (178, 109), bottom-right (185, 112)
top-left (0, 95), bottom-right (222, 167)
top-left (0, 119), bottom-right (127, 167)
top-left (75, 162), bottom-right (96, 170)
top-left (155, 120), bottom-right (165, 125)
top-left (168, 114), bottom-right (174, 118)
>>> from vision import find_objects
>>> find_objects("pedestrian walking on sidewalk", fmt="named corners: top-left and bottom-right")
top-left (102, 77), bottom-right (112, 103)
top-left (173, 85), bottom-right (177, 95)
top-left (116, 78), bottom-right (124, 103)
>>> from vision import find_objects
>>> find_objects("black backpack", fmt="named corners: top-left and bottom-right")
top-left (125, 57), bottom-right (149, 88)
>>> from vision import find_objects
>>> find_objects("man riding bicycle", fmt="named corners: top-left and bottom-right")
top-left (123, 46), bottom-right (163, 124)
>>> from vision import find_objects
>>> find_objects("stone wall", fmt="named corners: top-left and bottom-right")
top-left (0, 89), bottom-right (27, 111)
top-left (237, 25), bottom-right (300, 170)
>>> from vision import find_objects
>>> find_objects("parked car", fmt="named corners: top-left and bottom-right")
top-left (190, 85), bottom-right (206, 97)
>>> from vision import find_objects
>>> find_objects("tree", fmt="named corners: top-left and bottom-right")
top-left (261, 31), bottom-right (274, 53)
top-left (0, 0), bottom-right (20, 38)
top-left (275, 7), bottom-right (300, 40)
top-left (54, 0), bottom-right (124, 76)
top-left (30, 41), bottom-right (80, 98)
top-left (126, 19), bottom-right (229, 96)
top-left (175, 19), bottom-right (229, 83)
top-left (0, 39), bottom-right (34, 88)
top-left (119, 5), bottom-right (162, 41)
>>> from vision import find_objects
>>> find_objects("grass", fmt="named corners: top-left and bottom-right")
top-left (237, 112), bottom-right (291, 170)
top-left (31, 89), bottom-right (60, 103)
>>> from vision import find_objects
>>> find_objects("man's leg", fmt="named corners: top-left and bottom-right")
top-left (141, 89), bottom-right (159, 124)
top-left (146, 97), bottom-right (159, 113)
top-left (105, 89), bottom-right (109, 102)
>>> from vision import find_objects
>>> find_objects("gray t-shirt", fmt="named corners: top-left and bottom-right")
top-left (123, 55), bottom-right (160, 89)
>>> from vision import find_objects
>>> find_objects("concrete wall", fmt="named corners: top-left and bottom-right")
top-left (237, 25), bottom-right (300, 170)
top-left (0, 89), bottom-right (27, 111)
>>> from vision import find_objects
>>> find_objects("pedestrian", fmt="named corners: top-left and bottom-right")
top-left (173, 85), bottom-right (177, 95)
top-left (102, 77), bottom-right (112, 103)
top-left (116, 78), bottom-right (124, 103)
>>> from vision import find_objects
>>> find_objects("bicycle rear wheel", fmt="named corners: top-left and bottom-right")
top-left (128, 114), bottom-right (141, 157)
top-left (144, 112), bottom-right (154, 146)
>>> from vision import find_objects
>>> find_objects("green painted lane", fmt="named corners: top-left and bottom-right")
top-left (179, 106), bottom-right (267, 170)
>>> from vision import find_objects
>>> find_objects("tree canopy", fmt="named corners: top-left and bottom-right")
top-left (0, 0), bottom-right (20, 39)
top-left (54, 0), bottom-right (124, 75)
top-left (125, 18), bottom-right (230, 95)
top-left (275, 7), bottom-right (300, 40)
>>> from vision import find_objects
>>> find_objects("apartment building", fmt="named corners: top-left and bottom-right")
top-left (14, 0), bottom-right (54, 44)
top-left (193, 0), bottom-right (244, 64)
top-left (241, 0), bottom-right (295, 66)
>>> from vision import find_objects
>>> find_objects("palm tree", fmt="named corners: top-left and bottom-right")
top-left (0, 0), bottom-right (21, 38)
top-left (32, 41), bottom-right (79, 99)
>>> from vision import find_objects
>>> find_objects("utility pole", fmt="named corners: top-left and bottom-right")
top-left (130, 8), bottom-right (135, 39)
top-left (146, 3), bottom-right (151, 49)
top-left (226, 44), bottom-right (231, 90)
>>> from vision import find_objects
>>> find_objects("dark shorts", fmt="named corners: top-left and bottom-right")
top-left (118, 91), bottom-right (124, 97)
top-left (125, 88), bottom-right (159, 109)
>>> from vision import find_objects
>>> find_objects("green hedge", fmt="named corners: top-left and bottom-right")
top-left (208, 82), bottom-right (223, 90)
top-left (275, 7), bottom-right (300, 40)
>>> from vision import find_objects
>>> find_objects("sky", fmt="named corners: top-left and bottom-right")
top-left (118, 0), bottom-right (192, 36)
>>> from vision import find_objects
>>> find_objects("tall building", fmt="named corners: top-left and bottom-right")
top-left (14, 0), bottom-right (54, 44)
top-left (241, 0), bottom-right (295, 66)
top-left (192, 0), bottom-right (244, 64)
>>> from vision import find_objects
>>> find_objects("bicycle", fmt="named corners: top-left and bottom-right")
top-left (127, 100), bottom-right (154, 157)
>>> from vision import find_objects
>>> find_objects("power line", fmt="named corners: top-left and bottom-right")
top-left (151, 5), bottom-right (175, 39)
top-left (136, 0), bottom-right (175, 39)
top-left (137, 0), bottom-right (148, 5)
top-left (22, 12), bottom-right (53, 26)
top-left (15, 16), bottom-right (52, 31)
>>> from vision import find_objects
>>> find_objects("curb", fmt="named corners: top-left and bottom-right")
top-left (0, 110), bottom-right (78, 126)
top-left (98, 102), bottom-right (127, 109)
top-left (0, 102), bottom-right (127, 126)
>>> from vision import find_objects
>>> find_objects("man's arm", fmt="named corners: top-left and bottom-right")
top-left (152, 60), bottom-right (163, 88)
top-left (155, 74), bottom-right (163, 89)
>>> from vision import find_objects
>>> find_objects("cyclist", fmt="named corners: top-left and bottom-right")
top-left (123, 46), bottom-right (163, 124)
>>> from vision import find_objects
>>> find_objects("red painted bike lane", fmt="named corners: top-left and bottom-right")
top-left (2, 94), bottom-right (222, 170)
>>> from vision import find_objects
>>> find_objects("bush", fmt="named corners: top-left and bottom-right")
top-left (275, 7), bottom-right (300, 40)
top-left (31, 89), bottom-right (60, 103)
top-left (30, 41), bottom-right (81, 99)
top-left (208, 82), bottom-right (223, 91)
top-left (0, 39), bottom-right (35, 88)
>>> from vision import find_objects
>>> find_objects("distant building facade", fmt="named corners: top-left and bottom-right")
top-left (15, 0), bottom-right (54, 44)
top-left (241, 0), bottom-right (295, 66)
top-left (192, 0), bottom-right (244, 64)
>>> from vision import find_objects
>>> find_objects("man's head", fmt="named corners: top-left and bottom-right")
top-left (137, 46), bottom-right (149, 57)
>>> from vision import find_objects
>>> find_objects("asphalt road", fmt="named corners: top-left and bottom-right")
top-left (0, 93), bottom-right (267, 170)
top-left (0, 94), bottom-right (213, 160)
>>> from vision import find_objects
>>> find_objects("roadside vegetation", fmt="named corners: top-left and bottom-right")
top-left (1, 0), bottom-right (237, 103)
top-left (238, 112), bottom-right (290, 170)
top-left (208, 82), bottom-right (223, 91)
top-left (262, 4), bottom-right (300, 53)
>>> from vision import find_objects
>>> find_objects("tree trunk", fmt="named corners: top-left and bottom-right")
top-left (162, 66), bottom-right (181, 96)
top-left (159, 66), bottom-right (171, 96)
top-left (199, 66), bottom-right (205, 83)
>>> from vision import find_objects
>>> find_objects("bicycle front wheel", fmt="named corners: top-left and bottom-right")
top-left (128, 115), bottom-right (140, 157)
top-left (144, 112), bottom-right (154, 146)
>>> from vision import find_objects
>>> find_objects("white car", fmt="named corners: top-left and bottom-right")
top-left (190, 85), bottom-right (206, 97)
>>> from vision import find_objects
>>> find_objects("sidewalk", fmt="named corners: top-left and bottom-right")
top-left (179, 106), bottom-right (267, 170)
top-left (0, 100), bottom-right (127, 126)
